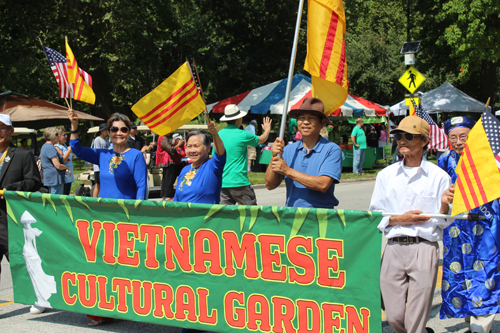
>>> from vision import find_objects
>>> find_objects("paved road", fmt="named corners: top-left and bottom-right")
top-left (1, 180), bottom-right (499, 332)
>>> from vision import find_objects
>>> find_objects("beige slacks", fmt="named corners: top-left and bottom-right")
top-left (381, 239), bottom-right (439, 333)
top-left (465, 314), bottom-right (495, 333)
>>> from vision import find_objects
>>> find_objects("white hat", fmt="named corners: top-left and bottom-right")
top-left (220, 104), bottom-right (247, 122)
top-left (0, 114), bottom-right (12, 127)
top-left (172, 133), bottom-right (183, 140)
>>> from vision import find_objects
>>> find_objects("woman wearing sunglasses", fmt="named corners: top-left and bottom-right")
top-left (68, 110), bottom-right (147, 326)
top-left (68, 110), bottom-right (147, 201)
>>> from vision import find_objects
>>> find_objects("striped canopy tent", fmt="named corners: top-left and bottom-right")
top-left (207, 74), bottom-right (388, 117)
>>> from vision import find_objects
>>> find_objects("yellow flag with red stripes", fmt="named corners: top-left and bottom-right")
top-left (132, 62), bottom-right (206, 135)
top-left (451, 110), bottom-right (500, 215)
top-left (304, 0), bottom-right (349, 115)
top-left (65, 37), bottom-right (95, 105)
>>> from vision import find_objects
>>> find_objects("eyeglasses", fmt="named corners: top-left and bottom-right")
top-left (55, 133), bottom-right (59, 136)
top-left (449, 135), bottom-right (467, 143)
top-left (61, 134), bottom-right (67, 137)
top-left (109, 126), bottom-right (129, 134)
top-left (0, 127), bottom-right (11, 132)
top-left (395, 133), bottom-right (415, 141)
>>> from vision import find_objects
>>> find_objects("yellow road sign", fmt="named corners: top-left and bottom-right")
top-left (399, 66), bottom-right (425, 93)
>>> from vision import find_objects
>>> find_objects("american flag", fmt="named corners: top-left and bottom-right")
top-left (481, 109), bottom-right (500, 169)
top-left (42, 46), bottom-right (92, 98)
top-left (412, 100), bottom-right (450, 150)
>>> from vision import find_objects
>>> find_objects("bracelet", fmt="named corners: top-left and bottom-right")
top-left (70, 130), bottom-right (78, 134)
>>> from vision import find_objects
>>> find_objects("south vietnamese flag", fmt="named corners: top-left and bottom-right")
top-left (132, 62), bottom-right (206, 136)
top-left (304, 0), bottom-right (349, 115)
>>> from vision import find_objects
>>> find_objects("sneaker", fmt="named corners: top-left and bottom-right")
top-left (30, 305), bottom-right (46, 314)
top-left (425, 328), bottom-right (435, 333)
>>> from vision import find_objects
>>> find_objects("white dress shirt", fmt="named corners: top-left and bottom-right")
top-left (369, 159), bottom-right (452, 242)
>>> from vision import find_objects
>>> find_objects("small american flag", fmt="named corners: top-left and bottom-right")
top-left (43, 46), bottom-right (92, 98)
top-left (481, 109), bottom-right (500, 169)
top-left (412, 99), bottom-right (450, 150)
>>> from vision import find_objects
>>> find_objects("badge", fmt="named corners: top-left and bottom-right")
top-left (5, 156), bottom-right (11, 163)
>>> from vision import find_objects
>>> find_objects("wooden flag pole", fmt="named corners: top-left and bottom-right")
top-left (65, 36), bottom-right (74, 110)
top-left (39, 38), bottom-right (71, 109)
top-left (192, 58), bottom-right (210, 124)
top-left (278, 0), bottom-right (306, 140)
top-left (485, 97), bottom-right (491, 109)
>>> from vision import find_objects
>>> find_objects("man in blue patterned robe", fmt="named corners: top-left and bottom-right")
top-left (438, 116), bottom-right (499, 333)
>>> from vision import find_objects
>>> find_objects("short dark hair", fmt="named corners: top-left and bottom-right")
top-left (226, 119), bottom-right (237, 125)
top-left (186, 130), bottom-right (212, 149)
top-left (107, 113), bottom-right (131, 130)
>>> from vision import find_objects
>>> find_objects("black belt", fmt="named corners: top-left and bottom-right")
top-left (390, 236), bottom-right (426, 244)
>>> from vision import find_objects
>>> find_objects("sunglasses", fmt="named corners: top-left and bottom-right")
top-left (395, 133), bottom-right (416, 141)
top-left (109, 126), bottom-right (129, 134)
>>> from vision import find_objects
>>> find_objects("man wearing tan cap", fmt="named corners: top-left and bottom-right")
top-left (369, 116), bottom-right (453, 333)
top-left (265, 97), bottom-right (342, 208)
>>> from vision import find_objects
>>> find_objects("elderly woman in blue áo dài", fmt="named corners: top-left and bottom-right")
top-left (174, 121), bottom-right (226, 205)
top-left (438, 116), bottom-right (499, 333)
top-left (40, 127), bottom-right (71, 194)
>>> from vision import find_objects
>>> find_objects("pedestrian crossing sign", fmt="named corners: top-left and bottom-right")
top-left (399, 66), bottom-right (425, 93)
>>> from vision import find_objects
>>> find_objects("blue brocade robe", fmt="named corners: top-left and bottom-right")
top-left (438, 150), bottom-right (500, 318)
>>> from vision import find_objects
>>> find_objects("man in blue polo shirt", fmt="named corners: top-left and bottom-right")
top-left (265, 98), bottom-right (342, 208)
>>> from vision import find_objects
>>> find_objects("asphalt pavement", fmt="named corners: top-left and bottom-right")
top-left (1, 179), bottom-right (499, 332)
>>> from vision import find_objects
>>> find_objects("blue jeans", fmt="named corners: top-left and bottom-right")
top-left (353, 149), bottom-right (365, 173)
top-left (49, 183), bottom-right (64, 194)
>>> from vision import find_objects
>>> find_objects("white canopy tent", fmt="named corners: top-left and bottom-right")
top-left (495, 110), bottom-right (500, 116)
top-left (393, 83), bottom-right (489, 114)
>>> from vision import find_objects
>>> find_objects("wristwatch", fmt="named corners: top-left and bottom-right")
top-left (70, 130), bottom-right (78, 134)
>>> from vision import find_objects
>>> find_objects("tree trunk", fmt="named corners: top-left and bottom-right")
top-left (480, 60), bottom-right (497, 106)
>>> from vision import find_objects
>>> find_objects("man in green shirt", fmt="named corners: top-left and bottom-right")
top-left (351, 118), bottom-right (367, 174)
top-left (218, 104), bottom-right (271, 205)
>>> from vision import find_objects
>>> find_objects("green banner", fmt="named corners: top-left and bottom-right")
top-left (6, 192), bottom-right (382, 333)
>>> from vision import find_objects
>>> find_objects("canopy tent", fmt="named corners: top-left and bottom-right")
top-left (207, 74), bottom-right (387, 117)
top-left (0, 91), bottom-right (104, 129)
top-left (393, 82), bottom-right (489, 114)
top-left (496, 110), bottom-right (500, 116)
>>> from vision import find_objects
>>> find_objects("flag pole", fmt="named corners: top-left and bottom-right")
top-left (278, 0), bottom-right (306, 140)
top-left (39, 38), bottom-right (71, 109)
top-left (192, 58), bottom-right (210, 124)
top-left (65, 36), bottom-right (74, 110)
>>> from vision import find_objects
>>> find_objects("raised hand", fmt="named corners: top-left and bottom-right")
top-left (261, 117), bottom-right (272, 132)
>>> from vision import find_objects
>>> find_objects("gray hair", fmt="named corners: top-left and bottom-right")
top-left (186, 130), bottom-right (212, 149)
top-left (420, 134), bottom-right (429, 150)
top-left (43, 127), bottom-right (59, 140)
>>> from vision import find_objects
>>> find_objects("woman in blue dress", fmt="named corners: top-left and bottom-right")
top-left (68, 109), bottom-right (147, 326)
top-left (438, 116), bottom-right (499, 333)
top-left (68, 110), bottom-right (147, 200)
top-left (174, 121), bottom-right (226, 205)
top-left (173, 121), bottom-right (225, 333)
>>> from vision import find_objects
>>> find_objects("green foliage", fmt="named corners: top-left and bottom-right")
top-left (1, 0), bottom-right (498, 121)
